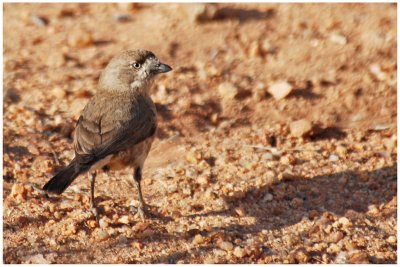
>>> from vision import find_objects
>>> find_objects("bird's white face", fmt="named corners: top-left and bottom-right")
top-left (99, 49), bottom-right (172, 93)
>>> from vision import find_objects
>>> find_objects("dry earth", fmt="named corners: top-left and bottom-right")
top-left (3, 3), bottom-right (397, 264)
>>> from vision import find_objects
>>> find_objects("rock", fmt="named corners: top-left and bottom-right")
top-left (248, 41), bottom-right (262, 58)
top-left (234, 207), bottom-right (246, 217)
top-left (233, 246), bottom-right (247, 258)
top-left (11, 183), bottom-right (26, 199)
top-left (26, 254), bottom-right (51, 264)
top-left (68, 31), bottom-right (94, 48)
top-left (348, 252), bottom-right (369, 264)
top-left (369, 64), bottom-right (387, 81)
top-left (118, 215), bottom-right (130, 225)
top-left (116, 3), bottom-right (139, 11)
top-left (95, 229), bottom-right (109, 241)
top-left (293, 248), bottom-right (309, 263)
top-left (113, 13), bottom-right (131, 22)
top-left (329, 154), bottom-right (339, 162)
top-left (218, 82), bottom-right (239, 100)
top-left (31, 14), bottom-right (48, 27)
top-left (192, 234), bottom-right (205, 245)
top-left (187, 3), bottom-right (218, 23)
top-left (290, 197), bottom-right (303, 208)
top-left (387, 235), bottom-right (396, 245)
top-left (262, 193), bottom-right (273, 202)
top-left (218, 241), bottom-right (234, 251)
top-left (329, 33), bottom-right (347, 45)
top-left (338, 217), bottom-right (352, 228)
top-left (267, 80), bottom-right (293, 100)
top-left (280, 154), bottom-right (296, 165)
top-left (289, 119), bottom-right (313, 137)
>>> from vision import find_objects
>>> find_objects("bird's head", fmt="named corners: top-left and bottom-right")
top-left (99, 49), bottom-right (172, 93)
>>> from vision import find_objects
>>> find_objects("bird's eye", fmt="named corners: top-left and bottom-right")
top-left (131, 62), bottom-right (141, 69)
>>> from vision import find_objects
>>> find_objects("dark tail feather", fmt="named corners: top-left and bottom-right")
top-left (43, 161), bottom-right (81, 194)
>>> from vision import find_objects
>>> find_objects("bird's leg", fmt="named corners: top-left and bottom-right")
top-left (132, 167), bottom-right (147, 221)
top-left (89, 171), bottom-right (99, 223)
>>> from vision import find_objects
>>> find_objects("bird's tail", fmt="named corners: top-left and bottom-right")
top-left (43, 160), bottom-right (81, 194)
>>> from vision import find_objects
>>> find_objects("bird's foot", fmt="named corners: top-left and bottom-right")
top-left (91, 207), bottom-right (100, 223)
top-left (130, 204), bottom-right (160, 221)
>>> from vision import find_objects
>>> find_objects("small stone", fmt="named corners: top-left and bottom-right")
top-left (26, 253), bottom-right (51, 264)
top-left (280, 154), bottom-right (296, 165)
top-left (267, 80), bottom-right (293, 100)
top-left (31, 14), bottom-right (48, 27)
top-left (11, 183), bottom-right (26, 199)
top-left (248, 41), bottom-right (262, 58)
top-left (192, 234), bottom-right (205, 245)
top-left (369, 64), bottom-right (387, 81)
top-left (87, 220), bottom-right (98, 229)
top-left (68, 31), bottom-right (93, 48)
top-left (218, 82), bottom-right (239, 100)
top-left (118, 215), bottom-right (130, 225)
top-left (116, 3), bottom-right (139, 11)
top-left (99, 218), bottom-right (109, 229)
top-left (327, 231), bottom-right (344, 243)
top-left (293, 248), bottom-right (309, 263)
top-left (338, 217), bottom-right (352, 228)
top-left (218, 241), bottom-right (234, 251)
top-left (329, 33), bottom-right (347, 45)
top-left (234, 207), bottom-right (246, 217)
top-left (336, 145), bottom-right (347, 157)
top-left (132, 222), bottom-right (150, 232)
top-left (348, 252), bottom-right (369, 264)
top-left (113, 13), bottom-right (131, 22)
top-left (262, 193), bottom-right (273, 202)
top-left (187, 3), bottom-right (218, 23)
top-left (233, 246), bottom-right (247, 258)
top-left (387, 235), bottom-right (396, 245)
top-left (198, 175), bottom-right (209, 185)
top-left (289, 119), bottom-right (313, 138)
top-left (95, 229), bottom-right (109, 241)
top-left (329, 154), bottom-right (339, 162)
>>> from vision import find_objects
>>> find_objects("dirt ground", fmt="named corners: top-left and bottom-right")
top-left (3, 3), bottom-right (397, 264)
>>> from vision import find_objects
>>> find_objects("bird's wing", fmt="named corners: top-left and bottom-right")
top-left (73, 93), bottom-right (157, 167)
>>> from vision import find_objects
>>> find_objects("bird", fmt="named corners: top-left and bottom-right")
top-left (43, 49), bottom-right (172, 222)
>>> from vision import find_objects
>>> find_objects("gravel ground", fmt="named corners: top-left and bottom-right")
top-left (3, 3), bottom-right (397, 264)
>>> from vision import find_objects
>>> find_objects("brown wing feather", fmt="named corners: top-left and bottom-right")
top-left (73, 92), bottom-right (157, 167)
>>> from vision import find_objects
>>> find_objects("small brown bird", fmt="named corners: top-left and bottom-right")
top-left (43, 49), bottom-right (172, 221)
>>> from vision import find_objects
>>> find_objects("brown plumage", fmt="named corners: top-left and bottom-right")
top-left (43, 49), bottom-right (172, 221)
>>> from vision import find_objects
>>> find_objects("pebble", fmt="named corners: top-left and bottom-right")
top-left (267, 80), bottom-right (293, 100)
top-left (348, 251), bottom-right (369, 264)
top-left (116, 3), bottom-right (139, 11)
top-left (113, 13), bottom-right (131, 22)
top-left (218, 241), bottom-right (234, 251)
top-left (338, 217), bottom-right (352, 228)
top-left (95, 229), bottom-right (109, 241)
top-left (233, 246), bottom-right (247, 258)
top-left (218, 82), bottom-right (239, 100)
top-left (192, 234), bottom-right (205, 245)
top-left (329, 33), bottom-right (347, 45)
top-left (118, 215), bottom-right (130, 225)
top-left (11, 183), bottom-right (26, 198)
top-left (289, 119), bottom-right (313, 138)
top-left (280, 154), bottom-right (296, 165)
top-left (234, 207), bottom-right (246, 217)
top-left (369, 63), bottom-right (387, 81)
top-left (328, 154), bottom-right (339, 162)
top-left (31, 14), bottom-right (48, 27)
top-left (262, 193), bottom-right (273, 202)
top-left (387, 235), bottom-right (396, 245)
top-left (187, 3), bottom-right (218, 22)
top-left (26, 253), bottom-right (51, 264)
top-left (248, 41), bottom-right (262, 58)
top-left (68, 31), bottom-right (94, 48)
top-left (293, 248), bottom-right (309, 263)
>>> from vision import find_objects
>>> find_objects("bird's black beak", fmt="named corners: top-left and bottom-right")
top-left (155, 63), bottom-right (172, 74)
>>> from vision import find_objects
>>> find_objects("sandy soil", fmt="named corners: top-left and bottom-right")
top-left (3, 3), bottom-right (397, 263)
